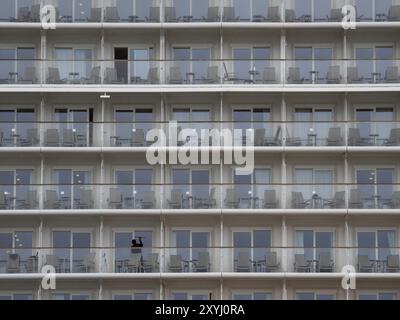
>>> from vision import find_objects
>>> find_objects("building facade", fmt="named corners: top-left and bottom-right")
top-left (1, 0), bottom-right (400, 300)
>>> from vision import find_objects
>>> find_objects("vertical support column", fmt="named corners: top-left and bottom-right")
top-left (220, 28), bottom-right (223, 83)
top-left (220, 216), bottom-right (224, 292)
top-left (343, 30), bottom-right (348, 84)
top-left (99, 216), bottom-right (104, 272)
top-left (37, 216), bottom-right (44, 300)
top-left (281, 153), bottom-right (287, 209)
top-left (282, 278), bottom-right (287, 300)
top-left (344, 93), bottom-right (348, 145)
top-left (100, 30), bottom-right (105, 84)
top-left (40, 30), bottom-right (46, 84)
top-left (40, 154), bottom-right (44, 210)
top-left (281, 93), bottom-right (287, 146)
top-left (101, 97), bottom-right (105, 147)
top-left (280, 29), bottom-right (286, 84)
top-left (99, 279), bottom-right (103, 300)
top-left (344, 151), bottom-right (349, 210)
top-left (220, 93), bottom-right (224, 210)
top-left (160, 30), bottom-right (166, 84)
top-left (40, 95), bottom-right (45, 147)
top-left (160, 216), bottom-right (165, 299)
top-left (345, 215), bottom-right (350, 301)
top-left (282, 215), bottom-right (287, 272)
top-left (160, 94), bottom-right (166, 210)
top-left (100, 154), bottom-right (104, 212)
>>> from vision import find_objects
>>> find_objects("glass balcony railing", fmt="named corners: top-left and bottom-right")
top-left (1, 59), bottom-right (399, 85)
top-left (1, 0), bottom-right (400, 23)
top-left (1, 184), bottom-right (400, 210)
top-left (2, 247), bottom-right (399, 274)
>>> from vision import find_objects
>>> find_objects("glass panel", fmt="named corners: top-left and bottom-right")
top-left (295, 47), bottom-right (312, 82)
top-left (116, 170), bottom-right (134, 208)
top-left (377, 169), bottom-right (393, 206)
top-left (379, 293), bottom-right (397, 300)
top-left (375, 108), bottom-right (393, 142)
top-left (297, 292), bottom-right (315, 300)
top-left (115, 232), bottom-right (132, 271)
top-left (16, 109), bottom-right (35, 144)
top-left (253, 0), bottom-right (269, 20)
top-left (0, 0), bottom-right (15, 21)
top-left (357, 170), bottom-right (375, 208)
top-left (135, 0), bottom-right (152, 21)
top-left (233, 232), bottom-right (251, 262)
top-left (294, 0), bottom-right (312, 20)
top-left (73, 171), bottom-right (91, 209)
top-left (233, 48), bottom-right (251, 82)
top-left (314, 48), bottom-right (332, 84)
top-left (234, 109), bottom-right (252, 144)
top-left (135, 230), bottom-right (152, 261)
top-left (52, 294), bottom-right (70, 300)
top-left (316, 294), bottom-right (335, 300)
top-left (134, 293), bottom-right (152, 300)
top-left (315, 232), bottom-right (332, 262)
top-left (58, 1), bottom-right (73, 22)
top-left (117, 0), bottom-right (133, 21)
top-left (315, 170), bottom-right (333, 201)
top-left (254, 169), bottom-right (270, 203)
top-left (135, 169), bottom-right (153, 205)
top-left (74, 0), bottom-right (92, 22)
top-left (174, 230), bottom-right (190, 261)
top-left (191, 294), bottom-right (208, 300)
top-left (0, 171), bottom-right (14, 204)
top-left (294, 108), bottom-right (312, 143)
top-left (17, 48), bottom-right (35, 82)
top-left (191, 170), bottom-right (209, 206)
top-left (254, 292), bottom-right (272, 300)
top-left (356, 48), bottom-right (374, 81)
top-left (356, 109), bottom-right (373, 139)
top-left (74, 49), bottom-right (92, 80)
top-left (0, 49), bottom-right (15, 84)
top-left (375, 0), bottom-right (392, 20)
top-left (192, 232), bottom-right (209, 261)
top-left (314, 109), bottom-right (333, 145)
top-left (130, 49), bottom-right (151, 83)
top-left (174, 0), bottom-right (190, 19)
top-left (359, 294), bottom-right (377, 300)
top-left (71, 294), bottom-right (89, 300)
top-left (253, 230), bottom-right (271, 261)
top-left (234, 172), bottom-right (252, 208)
top-left (314, 0), bottom-right (331, 21)
top-left (376, 47), bottom-right (393, 80)
top-left (296, 230), bottom-right (313, 260)
top-left (14, 231), bottom-right (33, 265)
top-left (0, 233), bottom-right (12, 273)
top-left (53, 231), bottom-right (71, 272)
top-left (253, 48), bottom-right (270, 82)
top-left (172, 169), bottom-right (190, 204)
top-left (13, 294), bottom-right (32, 300)
top-left (72, 233), bottom-right (90, 272)
top-left (294, 168), bottom-right (313, 201)
top-left (358, 232), bottom-right (376, 260)
top-left (173, 48), bottom-right (190, 81)
top-left (192, 0), bottom-right (208, 20)
top-left (114, 295), bottom-right (132, 300)
top-left (377, 230), bottom-right (395, 261)
top-left (55, 48), bottom-right (73, 81)
top-left (192, 49), bottom-right (210, 82)
top-left (356, 0), bottom-right (373, 21)
top-left (115, 110), bottom-right (134, 146)
top-left (135, 109), bottom-right (153, 134)
top-left (234, 294), bottom-right (252, 300)
top-left (71, 109), bottom-right (89, 146)
top-left (172, 293), bottom-right (188, 300)
top-left (234, 0), bottom-right (250, 21)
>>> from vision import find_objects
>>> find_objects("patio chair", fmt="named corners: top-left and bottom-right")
top-left (20, 67), bottom-right (38, 84)
top-left (126, 253), bottom-right (142, 273)
top-left (236, 252), bottom-right (252, 272)
top-left (44, 129), bottom-right (60, 147)
top-left (169, 66), bottom-right (184, 84)
top-left (254, 128), bottom-right (266, 146)
top-left (347, 67), bottom-right (363, 83)
top-left (88, 8), bottom-right (102, 22)
top-left (326, 66), bottom-right (341, 84)
top-left (0, 194), bottom-right (7, 209)
top-left (165, 7), bottom-right (178, 22)
top-left (83, 66), bottom-right (101, 84)
top-left (324, 191), bottom-right (345, 209)
top-left (384, 66), bottom-right (399, 83)
top-left (348, 128), bottom-right (372, 146)
top-left (131, 129), bottom-right (145, 146)
top-left (285, 9), bottom-right (296, 22)
top-left (202, 7), bottom-right (220, 22)
top-left (19, 128), bottom-right (39, 146)
top-left (318, 252), bottom-right (334, 272)
top-left (17, 190), bottom-right (38, 209)
top-left (294, 254), bottom-right (312, 272)
top-left (104, 67), bottom-right (123, 84)
top-left (7, 254), bottom-right (20, 273)
top-left (291, 192), bottom-right (310, 208)
top-left (287, 67), bottom-right (304, 84)
top-left (47, 67), bottom-right (66, 84)
top-left (328, 9), bottom-right (342, 22)
top-left (18, 6), bottom-right (31, 22)
top-left (384, 129), bottom-right (400, 146)
top-left (264, 127), bottom-right (282, 146)
top-left (327, 127), bottom-right (343, 146)
top-left (194, 188), bottom-right (216, 209)
top-left (140, 191), bottom-right (156, 209)
top-left (46, 255), bottom-right (62, 273)
top-left (62, 129), bottom-right (75, 147)
top-left (108, 188), bottom-right (123, 209)
top-left (224, 188), bottom-right (240, 208)
top-left (45, 190), bottom-right (61, 209)
top-left (192, 252), bottom-right (211, 272)
top-left (143, 253), bottom-right (159, 272)
top-left (261, 67), bottom-right (276, 83)
top-left (77, 252), bottom-right (96, 272)
top-left (223, 7), bottom-right (239, 22)
top-left (349, 189), bottom-right (363, 208)
top-left (76, 189), bottom-right (93, 209)
top-left (201, 66), bottom-right (219, 84)
top-left (169, 255), bottom-right (183, 272)
top-left (386, 255), bottom-right (400, 272)
top-left (146, 7), bottom-right (160, 22)
top-left (383, 191), bottom-right (400, 209)
top-left (104, 7), bottom-right (120, 22)
top-left (264, 252), bottom-right (280, 272)
top-left (168, 189), bottom-right (183, 209)
top-left (388, 5), bottom-right (400, 21)
top-left (30, 5), bottom-right (40, 22)
top-left (147, 67), bottom-right (159, 84)
top-left (266, 6), bottom-right (281, 22)
top-left (263, 190), bottom-right (279, 209)
top-left (357, 255), bottom-right (374, 272)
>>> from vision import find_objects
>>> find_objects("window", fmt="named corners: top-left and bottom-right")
top-left (232, 47), bottom-right (271, 83)
top-left (355, 107), bottom-right (394, 144)
top-left (0, 231), bottom-right (33, 273)
top-left (0, 108), bottom-right (36, 146)
top-left (51, 293), bottom-right (90, 300)
top-left (172, 47), bottom-right (211, 82)
top-left (172, 108), bottom-right (211, 145)
top-left (0, 48), bottom-right (35, 84)
top-left (355, 46), bottom-right (393, 82)
top-left (357, 230), bottom-right (396, 264)
top-left (295, 230), bottom-right (333, 269)
top-left (356, 168), bottom-right (394, 208)
top-left (51, 169), bottom-right (92, 209)
top-left (114, 168), bottom-right (153, 208)
top-left (171, 230), bottom-right (210, 272)
top-left (233, 230), bottom-right (271, 271)
top-left (172, 0), bottom-right (209, 21)
top-left (355, 0), bottom-right (392, 21)
top-left (54, 108), bottom-right (93, 146)
top-left (172, 292), bottom-right (210, 300)
top-left (233, 108), bottom-right (272, 144)
top-left (114, 230), bottom-right (153, 272)
top-left (294, 47), bottom-right (333, 83)
top-left (358, 292), bottom-right (397, 300)
top-left (55, 48), bottom-right (93, 81)
top-left (0, 169), bottom-right (34, 209)
top-left (52, 231), bottom-right (91, 273)
top-left (0, 293), bottom-right (32, 300)
top-left (233, 292), bottom-right (272, 300)
top-left (293, 107), bottom-right (333, 146)
top-left (296, 292), bottom-right (335, 300)
top-left (172, 168), bottom-right (210, 209)
top-left (113, 293), bottom-right (153, 300)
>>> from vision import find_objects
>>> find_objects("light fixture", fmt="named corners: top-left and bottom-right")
top-left (100, 92), bottom-right (110, 99)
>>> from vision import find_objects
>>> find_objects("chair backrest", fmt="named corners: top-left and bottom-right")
top-left (150, 253), bottom-right (159, 265)
top-left (392, 191), bottom-right (400, 207)
top-left (130, 253), bottom-right (141, 265)
top-left (264, 190), bottom-right (277, 205)
top-left (148, 67), bottom-right (159, 83)
top-left (197, 252), bottom-right (210, 267)
top-left (388, 128), bottom-right (400, 144)
top-left (330, 8), bottom-right (342, 21)
top-left (170, 255), bottom-right (182, 267)
top-left (90, 8), bottom-right (102, 22)
top-left (105, 67), bottom-right (118, 83)
top-left (149, 7), bottom-right (160, 22)
top-left (389, 5), bottom-right (400, 20)
top-left (385, 66), bottom-right (399, 82)
top-left (288, 67), bottom-right (300, 82)
top-left (327, 66), bottom-right (341, 81)
top-left (7, 254), bottom-right (20, 269)
top-left (208, 7), bottom-right (219, 21)
top-left (45, 129), bottom-right (60, 145)
top-left (387, 255), bottom-right (400, 268)
top-left (237, 252), bottom-right (250, 267)
top-left (285, 9), bottom-right (296, 22)
top-left (30, 5), bottom-right (40, 21)
top-left (109, 188), bottom-right (122, 203)
top-left (23, 67), bottom-right (37, 83)
top-left (327, 127), bottom-right (342, 144)
top-left (27, 190), bottom-right (37, 208)
top-left (48, 67), bottom-right (61, 83)
top-left (25, 128), bottom-right (39, 145)
top-left (0, 193), bottom-right (6, 206)
top-left (319, 252), bottom-right (331, 267)
top-left (165, 7), bottom-right (176, 21)
top-left (292, 192), bottom-right (304, 205)
top-left (225, 188), bottom-right (238, 203)
top-left (90, 66), bottom-right (101, 83)
top-left (169, 66), bottom-right (182, 82)
top-left (46, 254), bottom-right (59, 267)
top-left (347, 67), bottom-right (359, 82)
top-left (131, 129), bottom-right (145, 145)
top-left (80, 189), bottom-right (92, 206)
top-left (348, 128), bottom-right (361, 144)
top-left (223, 7), bottom-right (235, 21)
top-left (207, 66), bottom-right (219, 83)
top-left (84, 252), bottom-right (96, 265)
top-left (209, 187), bottom-right (216, 200)
top-left (349, 189), bottom-right (361, 204)
top-left (142, 191), bottom-right (155, 204)
top-left (171, 189), bottom-right (183, 203)
top-left (274, 126), bottom-right (282, 142)
top-left (254, 128), bottom-right (266, 146)
top-left (45, 190), bottom-right (59, 207)
top-left (267, 6), bottom-right (280, 21)
top-left (105, 7), bottom-right (120, 21)
top-left (265, 251), bottom-right (277, 267)
top-left (263, 67), bottom-right (276, 82)
top-left (334, 191), bottom-right (345, 207)
top-left (63, 129), bottom-right (75, 145)
top-left (358, 254), bottom-right (369, 267)
top-left (295, 254), bottom-right (306, 266)
top-left (18, 6), bottom-right (30, 21)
